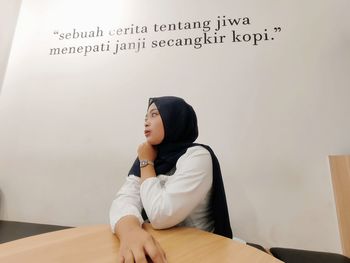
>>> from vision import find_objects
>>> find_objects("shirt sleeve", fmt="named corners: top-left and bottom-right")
top-left (140, 146), bottom-right (213, 229)
top-left (109, 175), bottom-right (144, 233)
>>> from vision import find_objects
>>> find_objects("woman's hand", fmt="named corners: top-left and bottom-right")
top-left (116, 216), bottom-right (167, 263)
top-left (137, 142), bottom-right (157, 161)
top-left (138, 142), bottom-right (157, 183)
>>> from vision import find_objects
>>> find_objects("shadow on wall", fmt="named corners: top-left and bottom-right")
top-left (0, 0), bottom-right (23, 92)
top-left (230, 180), bottom-right (260, 244)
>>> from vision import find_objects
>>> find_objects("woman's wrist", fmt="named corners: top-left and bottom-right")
top-left (115, 215), bottom-right (142, 239)
top-left (139, 159), bottom-right (154, 168)
top-left (140, 165), bottom-right (156, 183)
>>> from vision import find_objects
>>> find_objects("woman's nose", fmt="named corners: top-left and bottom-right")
top-left (144, 119), bottom-right (150, 127)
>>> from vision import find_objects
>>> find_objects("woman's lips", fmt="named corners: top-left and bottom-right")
top-left (144, 130), bottom-right (151, 137)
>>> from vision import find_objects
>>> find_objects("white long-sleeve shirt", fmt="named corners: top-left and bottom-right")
top-left (109, 145), bottom-right (214, 233)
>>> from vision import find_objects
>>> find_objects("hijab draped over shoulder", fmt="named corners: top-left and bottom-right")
top-left (129, 96), bottom-right (233, 238)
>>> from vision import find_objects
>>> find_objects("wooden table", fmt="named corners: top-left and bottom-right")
top-left (0, 224), bottom-right (282, 262)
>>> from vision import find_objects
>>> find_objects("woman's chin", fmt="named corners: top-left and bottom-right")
top-left (146, 138), bottom-right (155, 145)
top-left (146, 138), bottom-right (162, 146)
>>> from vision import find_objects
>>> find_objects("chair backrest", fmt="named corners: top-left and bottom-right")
top-left (329, 155), bottom-right (350, 258)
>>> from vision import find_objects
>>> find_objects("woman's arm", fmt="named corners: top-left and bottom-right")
top-left (137, 141), bottom-right (157, 183)
top-left (110, 176), bottom-right (167, 263)
top-left (109, 175), bottom-right (144, 232)
top-left (110, 142), bottom-right (166, 263)
top-left (140, 146), bottom-right (213, 229)
top-left (115, 216), bottom-right (167, 263)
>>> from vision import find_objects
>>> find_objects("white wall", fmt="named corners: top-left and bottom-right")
top-left (1, 0), bottom-right (350, 252)
top-left (0, 0), bottom-right (22, 91)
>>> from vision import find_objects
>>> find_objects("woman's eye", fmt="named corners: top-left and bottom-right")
top-left (151, 112), bottom-right (158, 117)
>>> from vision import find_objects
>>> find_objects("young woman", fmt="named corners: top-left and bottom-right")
top-left (110, 96), bottom-right (232, 263)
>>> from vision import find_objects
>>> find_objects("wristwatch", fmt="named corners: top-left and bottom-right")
top-left (139, 160), bottom-right (154, 168)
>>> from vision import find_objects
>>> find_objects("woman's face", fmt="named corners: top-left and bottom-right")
top-left (144, 103), bottom-right (165, 145)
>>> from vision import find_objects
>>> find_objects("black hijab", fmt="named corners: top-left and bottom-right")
top-left (129, 96), bottom-right (233, 238)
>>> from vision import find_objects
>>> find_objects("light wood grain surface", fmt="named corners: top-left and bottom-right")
top-left (0, 224), bottom-right (282, 262)
top-left (329, 155), bottom-right (350, 257)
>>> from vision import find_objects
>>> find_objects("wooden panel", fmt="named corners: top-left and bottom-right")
top-left (329, 155), bottom-right (350, 257)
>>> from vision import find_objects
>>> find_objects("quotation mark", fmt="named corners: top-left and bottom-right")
top-left (274, 27), bottom-right (281, 33)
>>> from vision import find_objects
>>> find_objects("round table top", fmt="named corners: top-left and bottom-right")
top-left (0, 224), bottom-right (282, 263)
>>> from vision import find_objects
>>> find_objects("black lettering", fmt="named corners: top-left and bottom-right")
top-left (49, 48), bottom-right (61, 55)
top-left (167, 39), bottom-right (174, 46)
top-left (242, 17), bottom-right (250, 25)
top-left (61, 47), bottom-right (68, 54)
top-left (140, 26), bottom-right (147, 33)
top-left (228, 18), bottom-right (241, 26)
top-left (158, 40), bottom-right (166, 47)
top-left (232, 30), bottom-right (241, 42)
top-left (153, 24), bottom-right (159, 32)
top-left (97, 26), bottom-right (103, 37)
top-left (253, 33), bottom-right (262, 45)
top-left (175, 38), bottom-right (183, 46)
top-left (120, 43), bottom-right (127, 50)
top-left (159, 24), bottom-right (167, 31)
top-left (116, 28), bottom-right (123, 35)
top-left (203, 20), bottom-right (211, 32)
top-left (203, 33), bottom-right (212, 44)
top-left (242, 34), bottom-right (251, 42)
top-left (151, 40), bottom-right (158, 48)
top-left (84, 46), bottom-right (92, 56)
top-left (184, 22), bottom-right (191, 30)
top-left (73, 28), bottom-right (80, 39)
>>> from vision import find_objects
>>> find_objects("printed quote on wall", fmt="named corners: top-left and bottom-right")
top-left (49, 15), bottom-right (282, 56)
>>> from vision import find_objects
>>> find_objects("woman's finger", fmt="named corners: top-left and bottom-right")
top-left (123, 248), bottom-right (134, 263)
top-left (155, 240), bottom-right (167, 262)
top-left (144, 238), bottom-right (167, 263)
top-left (132, 247), bottom-right (148, 263)
top-left (118, 255), bottom-right (124, 263)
